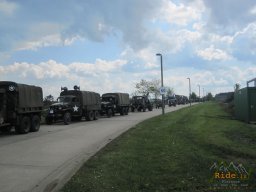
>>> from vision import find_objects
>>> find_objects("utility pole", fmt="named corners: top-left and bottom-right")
top-left (187, 78), bottom-right (191, 106)
top-left (156, 53), bottom-right (165, 115)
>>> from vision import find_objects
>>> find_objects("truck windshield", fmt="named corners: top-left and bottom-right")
top-left (57, 96), bottom-right (72, 103)
top-left (102, 97), bottom-right (114, 102)
top-left (134, 96), bottom-right (143, 100)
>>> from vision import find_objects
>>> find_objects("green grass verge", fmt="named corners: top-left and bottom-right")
top-left (61, 102), bottom-right (256, 192)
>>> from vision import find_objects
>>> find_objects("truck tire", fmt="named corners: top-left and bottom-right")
top-left (131, 107), bottom-right (134, 112)
top-left (86, 111), bottom-right (94, 121)
top-left (120, 108), bottom-right (124, 116)
top-left (1, 127), bottom-right (11, 133)
top-left (45, 116), bottom-right (53, 125)
top-left (30, 115), bottom-right (40, 132)
top-left (94, 111), bottom-right (99, 120)
top-left (16, 116), bottom-right (31, 134)
top-left (125, 107), bottom-right (129, 115)
top-left (143, 107), bottom-right (146, 112)
top-left (107, 109), bottom-right (112, 118)
top-left (63, 112), bottom-right (71, 125)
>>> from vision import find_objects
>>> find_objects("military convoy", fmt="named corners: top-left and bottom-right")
top-left (45, 86), bottom-right (101, 125)
top-left (101, 93), bottom-right (130, 117)
top-left (167, 94), bottom-right (189, 106)
top-left (1, 81), bottom-right (194, 134)
top-left (0, 81), bottom-right (43, 134)
top-left (130, 93), bottom-right (153, 112)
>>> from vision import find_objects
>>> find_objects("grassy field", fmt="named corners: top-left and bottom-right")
top-left (61, 102), bottom-right (256, 192)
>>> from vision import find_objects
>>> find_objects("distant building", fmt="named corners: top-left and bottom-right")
top-left (215, 92), bottom-right (234, 103)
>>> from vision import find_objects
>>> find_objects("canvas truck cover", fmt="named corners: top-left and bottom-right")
top-left (0, 81), bottom-right (43, 110)
top-left (60, 90), bottom-right (101, 106)
top-left (102, 93), bottom-right (130, 105)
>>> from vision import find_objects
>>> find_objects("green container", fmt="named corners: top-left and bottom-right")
top-left (234, 87), bottom-right (256, 123)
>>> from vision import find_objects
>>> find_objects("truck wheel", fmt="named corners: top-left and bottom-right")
top-left (143, 107), bottom-right (146, 112)
top-left (63, 112), bottom-right (71, 125)
top-left (30, 115), bottom-right (40, 132)
top-left (1, 127), bottom-right (11, 133)
top-left (107, 109), bottom-right (112, 118)
top-left (94, 111), bottom-right (99, 120)
top-left (16, 116), bottom-right (31, 134)
top-left (120, 108), bottom-right (124, 116)
top-left (86, 111), bottom-right (94, 121)
top-left (45, 117), bottom-right (53, 125)
top-left (125, 108), bottom-right (129, 115)
top-left (149, 106), bottom-right (153, 111)
top-left (131, 107), bottom-right (134, 112)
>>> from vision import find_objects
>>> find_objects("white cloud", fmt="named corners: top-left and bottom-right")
top-left (16, 34), bottom-right (63, 51)
top-left (1, 60), bottom-right (72, 79)
top-left (158, 0), bottom-right (204, 25)
top-left (70, 59), bottom-right (127, 75)
top-left (251, 5), bottom-right (256, 15)
top-left (0, 59), bottom-right (127, 80)
top-left (202, 0), bottom-right (256, 34)
top-left (0, 0), bottom-right (17, 16)
top-left (196, 45), bottom-right (232, 60)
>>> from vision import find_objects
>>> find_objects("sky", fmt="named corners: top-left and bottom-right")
top-left (0, 0), bottom-right (256, 99)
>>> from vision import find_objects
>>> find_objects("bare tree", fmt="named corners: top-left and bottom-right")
top-left (133, 79), bottom-right (174, 100)
top-left (134, 79), bottom-right (161, 98)
top-left (234, 83), bottom-right (240, 92)
top-left (165, 87), bottom-right (174, 97)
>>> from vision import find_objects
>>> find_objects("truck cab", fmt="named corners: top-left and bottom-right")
top-left (46, 86), bottom-right (101, 125)
top-left (46, 95), bottom-right (82, 124)
top-left (101, 93), bottom-right (130, 117)
top-left (101, 95), bottom-right (117, 117)
top-left (168, 95), bottom-right (177, 107)
top-left (130, 95), bottom-right (153, 112)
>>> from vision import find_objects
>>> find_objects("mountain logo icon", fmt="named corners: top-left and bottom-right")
top-left (210, 161), bottom-right (249, 176)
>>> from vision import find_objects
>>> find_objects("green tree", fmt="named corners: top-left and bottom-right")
top-left (134, 79), bottom-right (161, 99)
top-left (43, 94), bottom-right (54, 107)
top-left (190, 92), bottom-right (197, 100)
top-left (166, 87), bottom-right (174, 97)
top-left (206, 92), bottom-right (213, 101)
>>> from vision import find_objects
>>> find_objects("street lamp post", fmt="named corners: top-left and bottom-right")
top-left (187, 78), bottom-right (191, 106)
top-left (198, 84), bottom-right (200, 102)
top-left (203, 88), bottom-right (204, 102)
top-left (156, 53), bottom-right (165, 115)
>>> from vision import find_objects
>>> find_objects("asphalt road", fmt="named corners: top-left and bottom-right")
top-left (0, 104), bottom-right (192, 192)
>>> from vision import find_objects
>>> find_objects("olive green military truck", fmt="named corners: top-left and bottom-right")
top-left (45, 86), bottom-right (101, 125)
top-left (130, 93), bottom-right (153, 112)
top-left (0, 81), bottom-right (43, 134)
top-left (101, 93), bottom-right (130, 117)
